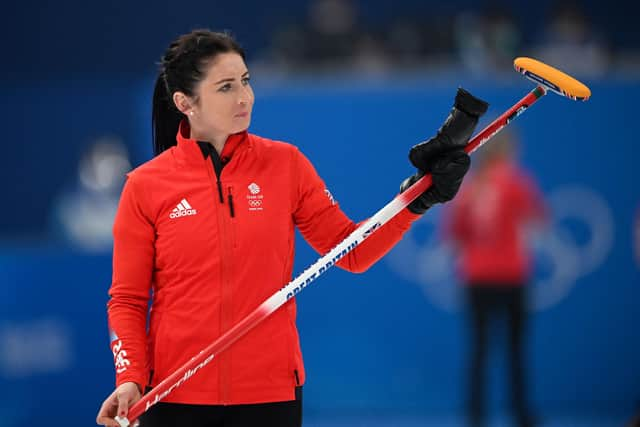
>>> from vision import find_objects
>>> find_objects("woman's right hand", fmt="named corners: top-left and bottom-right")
top-left (96, 381), bottom-right (142, 427)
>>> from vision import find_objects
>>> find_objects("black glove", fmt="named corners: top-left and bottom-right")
top-left (400, 149), bottom-right (470, 214)
top-left (409, 87), bottom-right (489, 172)
top-left (400, 88), bottom-right (488, 214)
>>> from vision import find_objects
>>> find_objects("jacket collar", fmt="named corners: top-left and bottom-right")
top-left (175, 120), bottom-right (250, 165)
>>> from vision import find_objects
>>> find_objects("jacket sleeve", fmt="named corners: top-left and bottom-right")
top-left (292, 148), bottom-right (420, 273)
top-left (107, 173), bottom-right (155, 390)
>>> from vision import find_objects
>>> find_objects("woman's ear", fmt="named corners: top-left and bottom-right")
top-left (172, 91), bottom-right (193, 115)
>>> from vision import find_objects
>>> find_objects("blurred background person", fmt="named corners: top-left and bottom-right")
top-left (444, 129), bottom-right (547, 427)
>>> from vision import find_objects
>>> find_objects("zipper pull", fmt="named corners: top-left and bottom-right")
top-left (217, 180), bottom-right (224, 204)
top-left (228, 187), bottom-right (235, 218)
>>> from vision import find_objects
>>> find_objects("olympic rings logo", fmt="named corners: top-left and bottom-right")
top-left (248, 200), bottom-right (262, 207)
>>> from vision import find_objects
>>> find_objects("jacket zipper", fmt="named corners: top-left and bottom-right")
top-left (207, 144), bottom-right (234, 219)
top-left (208, 145), bottom-right (225, 204)
top-left (203, 143), bottom-right (234, 403)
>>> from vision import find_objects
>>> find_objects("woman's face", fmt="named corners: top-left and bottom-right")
top-left (189, 52), bottom-right (254, 137)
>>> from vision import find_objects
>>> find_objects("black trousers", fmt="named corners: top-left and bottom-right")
top-left (466, 285), bottom-right (532, 427)
top-left (139, 387), bottom-right (302, 427)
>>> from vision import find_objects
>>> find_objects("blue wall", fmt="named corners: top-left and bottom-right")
top-left (1, 77), bottom-right (639, 426)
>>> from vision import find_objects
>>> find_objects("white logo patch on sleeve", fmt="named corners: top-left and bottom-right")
top-left (324, 189), bottom-right (336, 205)
top-left (111, 339), bottom-right (131, 374)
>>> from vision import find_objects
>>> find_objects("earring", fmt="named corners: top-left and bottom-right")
top-left (189, 111), bottom-right (194, 116)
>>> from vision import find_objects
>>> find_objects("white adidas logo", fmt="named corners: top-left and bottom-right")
top-left (169, 198), bottom-right (197, 219)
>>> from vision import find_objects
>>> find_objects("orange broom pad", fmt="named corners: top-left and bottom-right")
top-left (514, 57), bottom-right (591, 101)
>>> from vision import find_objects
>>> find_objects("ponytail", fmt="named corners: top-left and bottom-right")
top-left (152, 74), bottom-right (184, 156)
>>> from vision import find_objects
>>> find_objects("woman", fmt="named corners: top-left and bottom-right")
top-left (97, 29), bottom-right (487, 427)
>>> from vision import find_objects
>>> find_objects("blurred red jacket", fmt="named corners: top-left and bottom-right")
top-left (107, 121), bottom-right (419, 405)
top-left (446, 158), bottom-right (546, 285)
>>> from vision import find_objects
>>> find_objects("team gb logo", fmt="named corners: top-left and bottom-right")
top-left (247, 182), bottom-right (264, 211)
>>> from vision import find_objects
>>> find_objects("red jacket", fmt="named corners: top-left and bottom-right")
top-left (446, 158), bottom-right (546, 285)
top-left (107, 122), bottom-right (419, 405)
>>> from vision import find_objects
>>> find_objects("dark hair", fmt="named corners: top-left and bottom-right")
top-left (152, 30), bottom-right (245, 156)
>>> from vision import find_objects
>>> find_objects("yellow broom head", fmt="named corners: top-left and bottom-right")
top-left (514, 57), bottom-right (591, 101)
